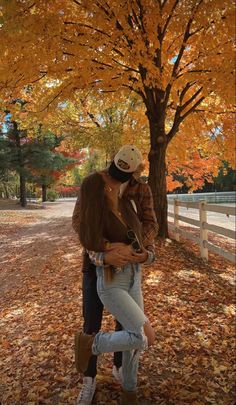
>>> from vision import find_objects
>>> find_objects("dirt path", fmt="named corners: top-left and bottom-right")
top-left (0, 201), bottom-right (78, 293)
top-left (0, 201), bottom-right (84, 405)
top-left (0, 201), bottom-right (235, 405)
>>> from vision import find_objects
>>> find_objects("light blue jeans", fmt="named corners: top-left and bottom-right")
top-left (92, 264), bottom-right (148, 391)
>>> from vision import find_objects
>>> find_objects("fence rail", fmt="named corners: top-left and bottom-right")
top-left (168, 199), bottom-right (236, 264)
top-left (167, 191), bottom-right (236, 204)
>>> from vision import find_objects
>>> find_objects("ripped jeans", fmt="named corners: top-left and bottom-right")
top-left (92, 263), bottom-right (148, 391)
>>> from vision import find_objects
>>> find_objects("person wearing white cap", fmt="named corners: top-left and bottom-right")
top-left (72, 145), bottom-right (158, 405)
top-left (108, 145), bottom-right (143, 182)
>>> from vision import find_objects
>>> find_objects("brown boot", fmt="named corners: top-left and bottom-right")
top-left (120, 389), bottom-right (139, 405)
top-left (74, 331), bottom-right (94, 373)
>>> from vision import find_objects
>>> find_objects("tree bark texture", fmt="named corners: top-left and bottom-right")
top-left (147, 117), bottom-right (169, 238)
top-left (3, 183), bottom-right (9, 199)
top-left (13, 122), bottom-right (27, 207)
top-left (42, 184), bottom-right (47, 202)
top-left (19, 173), bottom-right (27, 207)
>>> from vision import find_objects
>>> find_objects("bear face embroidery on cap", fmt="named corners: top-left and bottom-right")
top-left (117, 159), bottom-right (130, 170)
top-left (108, 144), bottom-right (143, 182)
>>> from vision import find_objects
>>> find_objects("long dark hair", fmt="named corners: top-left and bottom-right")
top-left (78, 172), bottom-right (109, 251)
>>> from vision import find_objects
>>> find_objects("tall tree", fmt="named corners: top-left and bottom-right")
top-left (0, 0), bottom-right (234, 235)
top-left (0, 133), bottom-right (18, 199)
top-left (0, 119), bottom-right (29, 206)
top-left (0, 119), bottom-right (77, 204)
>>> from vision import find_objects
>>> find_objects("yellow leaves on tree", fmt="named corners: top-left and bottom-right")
top-left (0, 0), bottom-right (234, 236)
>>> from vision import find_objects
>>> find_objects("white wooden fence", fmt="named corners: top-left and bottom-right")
top-left (168, 199), bottom-right (236, 264)
top-left (168, 191), bottom-right (236, 203)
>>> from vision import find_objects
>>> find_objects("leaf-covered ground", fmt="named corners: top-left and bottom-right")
top-left (0, 200), bottom-right (235, 405)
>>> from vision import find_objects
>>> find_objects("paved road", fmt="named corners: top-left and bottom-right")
top-left (55, 198), bottom-right (235, 232)
top-left (168, 203), bottom-right (236, 231)
top-left (54, 198), bottom-right (236, 231)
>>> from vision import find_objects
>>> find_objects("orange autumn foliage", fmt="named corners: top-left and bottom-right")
top-left (0, 0), bottom-right (234, 235)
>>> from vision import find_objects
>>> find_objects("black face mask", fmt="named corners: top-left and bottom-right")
top-left (108, 161), bottom-right (133, 183)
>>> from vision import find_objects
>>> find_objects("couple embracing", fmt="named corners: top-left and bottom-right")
top-left (72, 145), bottom-right (158, 404)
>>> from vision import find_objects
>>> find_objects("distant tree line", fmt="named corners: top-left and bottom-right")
top-left (0, 117), bottom-right (76, 206)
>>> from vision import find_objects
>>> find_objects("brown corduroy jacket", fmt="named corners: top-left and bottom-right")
top-left (122, 176), bottom-right (158, 248)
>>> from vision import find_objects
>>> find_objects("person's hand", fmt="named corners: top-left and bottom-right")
top-left (130, 250), bottom-right (148, 263)
top-left (116, 245), bottom-right (148, 263)
top-left (116, 244), bottom-right (135, 256)
top-left (104, 249), bottom-right (134, 267)
top-left (115, 243), bottom-right (149, 263)
top-left (105, 242), bottom-right (127, 251)
top-left (104, 243), bottom-right (144, 266)
top-left (104, 243), bottom-right (148, 266)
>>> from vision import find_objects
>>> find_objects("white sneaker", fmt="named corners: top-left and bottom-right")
top-left (112, 365), bottom-right (123, 384)
top-left (77, 376), bottom-right (96, 404)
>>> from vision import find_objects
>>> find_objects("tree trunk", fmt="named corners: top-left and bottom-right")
top-left (147, 117), bottom-right (168, 238)
top-left (13, 122), bottom-right (27, 208)
top-left (42, 184), bottom-right (47, 202)
top-left (3, 183), bottom-right (9, 199)
top-left (19, 173), bottom-right (27, 207)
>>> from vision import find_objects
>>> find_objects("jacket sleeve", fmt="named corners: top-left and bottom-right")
top-left (87, 250), bottom-right (105, 266)
top-left (138, 183), bottom-right (159, 248)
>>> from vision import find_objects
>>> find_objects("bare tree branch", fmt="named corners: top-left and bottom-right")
top-left (37, 81), bottom-right (73, 112)
top-left (62, 37), bottom-right (75, 44)
top-left (92, 59), bottom-right (113, 69)
top-left (136, 0), bottom-right (145, 33)
top-left (159, 0), bottom-right (168, 9)
top-left (162, 0), bottom-right (179, 38)
top-left (72, 0), bottom-right (81, 6)
top-left (195, 109), bottom-right (236, 114)
top-left (163, 0), bottom-right (205, 109)
top-left (179, 81), bottom-right (196, 103)
top-left (180, 86), bottom-right (203, 112)
top-left (181, 96), bottom-right (205, 120)
top-left (64, 21), bottom-right (111, 37)
top-left (63, 52), bottom-right (76, 57)
top-left (167, 91), bottom-right (205, 142)
top-left (38, 90), bottom-right (64, 112)
top-left (30, 73), bottom-right (47, 84)
top-left (111, 58), bottom-right (139, 73)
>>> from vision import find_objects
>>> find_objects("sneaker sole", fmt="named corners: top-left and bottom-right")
top-left (76, 388), bottom-right (97, 405)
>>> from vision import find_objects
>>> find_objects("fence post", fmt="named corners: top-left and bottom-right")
top-left (199, 200), bottom-right (208, 261)
top-left (174, 198), bottom-right (180, 241)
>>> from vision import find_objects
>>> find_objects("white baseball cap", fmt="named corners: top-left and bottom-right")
top-left (108, 145), bottom-right (143, 182)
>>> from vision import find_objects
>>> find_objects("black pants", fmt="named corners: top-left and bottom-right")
top-left (82, 271), bottom-right (122, 378)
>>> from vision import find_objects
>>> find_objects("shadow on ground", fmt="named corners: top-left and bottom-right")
top-left (0, 203), bottom-right (235, 405)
